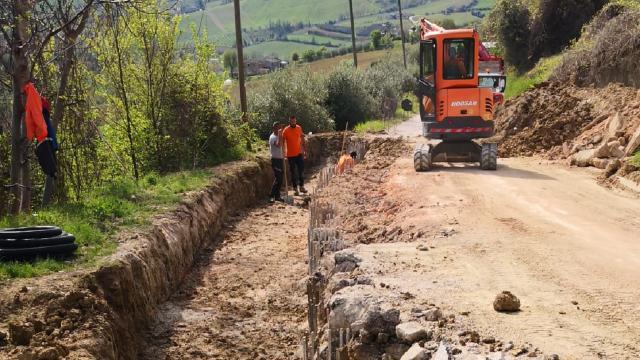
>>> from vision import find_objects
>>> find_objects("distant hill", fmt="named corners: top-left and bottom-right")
top-left (178, 0), bottom-right (496, 60)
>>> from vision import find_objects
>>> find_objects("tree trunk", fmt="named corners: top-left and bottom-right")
top-left (43, 36), bottom-right (76, 206)
top-left (9, 0), bottom-right (33, 215)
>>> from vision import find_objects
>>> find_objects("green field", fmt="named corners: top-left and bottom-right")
top-left (179, 0), bottom-right (496, 55)
top-left (335, 0), bottom-right (495, 29)
top-left (286, 34), bottom-right (352, 47)
top-left (245, 41), bottom-right (326, 59)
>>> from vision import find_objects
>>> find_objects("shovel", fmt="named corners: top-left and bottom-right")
top-left (281, 139), bottom-right (294, 205)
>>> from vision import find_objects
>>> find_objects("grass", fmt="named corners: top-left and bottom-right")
top-left (245, 41), bottom-right (327, 60)
top-left (286, 34), bottom-right (352, 47)
top-left (230, 44), bottom-right (404, 102)
top-left (504, 54), bottom-right (563, 99)
top-left (631, 152), bottom-right (640, 168)
top-left (0, 169), bottom-right (217, 280)
top-left (355, 93), bottom-right (418, 134)
top-left (308, 44), bottom-right (403, 72)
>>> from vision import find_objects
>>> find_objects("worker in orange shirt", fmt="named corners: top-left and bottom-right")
top-left (282, 115), bottom-right (307, 195)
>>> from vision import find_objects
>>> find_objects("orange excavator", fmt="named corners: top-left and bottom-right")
top-left (409, 19), bottom-right (499, 171)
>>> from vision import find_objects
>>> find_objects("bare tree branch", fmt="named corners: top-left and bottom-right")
top-left (31, 0), bottom-right (95, 72)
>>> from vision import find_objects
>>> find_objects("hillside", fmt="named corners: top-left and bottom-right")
top-left (179, 0), bottom-right (495, 59)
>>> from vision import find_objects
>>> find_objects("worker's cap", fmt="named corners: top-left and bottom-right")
top-left (272, 122), bottom-right (281, 128)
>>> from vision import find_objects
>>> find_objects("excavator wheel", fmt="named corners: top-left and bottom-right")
top-left (480, 143), bottom-right (498, 170)
top-left (414, 144), bottom-right (432, 172)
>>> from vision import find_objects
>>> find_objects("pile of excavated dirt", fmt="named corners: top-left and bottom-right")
top-left (316, 137), bottom-right (417, 245)
top-left (494, 82), bottom-right (640, 191)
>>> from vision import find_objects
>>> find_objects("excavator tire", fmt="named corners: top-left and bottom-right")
top-left (480, 143), bottom-right (498, 170)
top-left (414, 144), bottom-right (432, 172)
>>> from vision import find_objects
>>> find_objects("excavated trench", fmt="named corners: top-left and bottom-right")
top-left (0, 134), bottom-right (348, 360)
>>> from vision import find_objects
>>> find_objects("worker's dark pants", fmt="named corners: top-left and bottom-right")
top-left (270, 158), bottom-right (284, 199)
top-left (288, 155), bottom-right (304, 188)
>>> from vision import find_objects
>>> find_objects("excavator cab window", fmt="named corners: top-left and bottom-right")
top-left (420, 40), bottom-right (436, 85)
top-left (443, 39), bottom-right (474, 80)
top-left (419, 40), bottom-right (436, 121)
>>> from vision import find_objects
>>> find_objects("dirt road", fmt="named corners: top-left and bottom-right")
top-left (138, 118), bottom-right (640, 359)
top-left (360, 116), bottom-right (640, 358)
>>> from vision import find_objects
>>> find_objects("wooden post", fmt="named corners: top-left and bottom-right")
top-left (398, 0), bottom-right (407, 69)
top-left (233, 0), bottom-right (248, 121)
top-left (348, 0), bottom-right (358, 68)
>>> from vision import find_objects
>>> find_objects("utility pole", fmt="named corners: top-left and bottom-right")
top-left (233, 0), bottom-right (248, 121)
top-left (348, 0), bottom-right (358, 68)
top-left (398, 0), bottom-right (407, 69)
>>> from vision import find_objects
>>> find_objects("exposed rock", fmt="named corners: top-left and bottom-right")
top-left (432, 342), bottom-right (451, 360)
top-left (334, 250), bottom-right (362, 272)
top-left (348, 342), bottom-right (383, 360)
top-left (396, 322), bottom-right (429, 343)
top-left (544, 354), bottom-right (560, 360)
top-left (424, 308), bottom-right (443, 321)
top-left (594, 140), bottom-right (624, 159)
top-left (605, 159), bottom-right (622, 177)
top-left (335, 251), bottom-right (362, 265)
top-left (626, 125), bottom-right (640, 156)
top-left (571, 149), bottom-right (596, 167)
top-left (400, 343), bottom-right (429, 360)
top-left (607, 113), bottom-right (625, 140)
top-left (385, 343), bottom-right (410, 360)
top-left (9, 322), bottom-right (34, 346)
top-left (37, 347), bottom-right (61, 360)
top-left (493, 291), bottom-right (521, 312)
top-left (482, 336), bottom-right (496, 344)
top-left (591, 158), bottom-right (610, 169)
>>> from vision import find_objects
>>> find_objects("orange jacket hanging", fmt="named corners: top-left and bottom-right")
top-left (22, 82), bottom-right (48, 143)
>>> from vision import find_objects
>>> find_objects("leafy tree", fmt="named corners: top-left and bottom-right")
top-left (248, 67), bottom-right (334, 138)
top-left (292, 52), bottom-right (300, 62)
top-left (439, 19), bottom-right (457, 30)
top-left (381, 33), bottom-right (394, 48)
top-left (529, 0), bottom-right (608, 61)
top-left (302, 49), bottom-right (316, 62)
top-left (370, 29), bottom-right (383, 50)
top-left (325, 65), bottom-right (376, 131)
top-left (491, 0), bottom-right (532, 72)
top-left (223, 50), bottom-right (238, 75)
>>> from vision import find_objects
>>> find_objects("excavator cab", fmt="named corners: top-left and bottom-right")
top-left (413, 19), bottom-right (498, 171)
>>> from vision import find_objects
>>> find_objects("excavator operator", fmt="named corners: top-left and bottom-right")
top-left (445, 45), bottom-right (467, 79)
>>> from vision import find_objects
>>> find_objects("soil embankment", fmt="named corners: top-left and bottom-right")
top-left (493, 82), bottom-right (640, 192)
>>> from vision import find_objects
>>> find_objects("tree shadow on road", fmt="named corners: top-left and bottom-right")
top-left (428, 163), bottom-right (556, 181)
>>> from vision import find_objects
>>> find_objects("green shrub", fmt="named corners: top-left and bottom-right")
top-left (491, 0), bottom-right (532, 72)
top-left (363, 57), bottom-right (415, 117)
top-left (325, 65), bottom-right (376, 131)
top-left (529, 0), bottom-right (608, 61)
top-left (248, 67), bottom-right (334, 138)
top-left (631, 152), bottom-right (640, 168)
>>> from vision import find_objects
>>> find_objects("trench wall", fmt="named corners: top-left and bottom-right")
top-left (80, 133), bottom-right (345, 359)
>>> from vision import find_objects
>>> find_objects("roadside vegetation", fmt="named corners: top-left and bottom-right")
top-left (0, 0), bottom-right (256, 278)
top-left (504, 55), bottom-right (562, 99)
top-left (354, 93), bottom-right (418, 134)
top-left (248, 56), bottom-right (414, 138)
top-left (631, 152), bottom-right (640, 168)
top-left (0, 169), bottom-right (213, 280)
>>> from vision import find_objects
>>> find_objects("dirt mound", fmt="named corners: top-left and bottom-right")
top-left (494, 83), bottom-right (595, 157)
top-left (314, 137), bottom-right (415, 245)
top-left (494, 82), bottom-right (640, 189)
